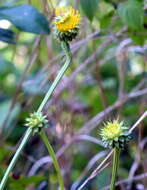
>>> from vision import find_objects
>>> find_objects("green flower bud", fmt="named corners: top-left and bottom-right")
top-left (25, 112), bottom-right (48, 134)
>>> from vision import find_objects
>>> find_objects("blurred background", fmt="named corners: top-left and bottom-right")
top-left (0, 0), bottom-right (147, 189)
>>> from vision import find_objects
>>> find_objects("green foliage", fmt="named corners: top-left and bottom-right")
top-left (31, 0), bottom-right (43, 10)
top-left (80, 0), bottom-right (100, 21)
top-left (118, 0), bottom-right (144, 30)
top-left (0, 148), bottom-right (9, 162)
top-left (96, 1), bottom-right (115, 29)
top-left (0, 57), bottom-right (17, 75)
top-left (9, 176), bottom-right (45, 190)
top-left (0, 4), bottom-right (50, 34)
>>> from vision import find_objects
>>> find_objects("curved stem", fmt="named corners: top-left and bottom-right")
top-left (40, 130), bottom-right (64, 190)
top-left (0, 41), bottom-right (72, 190)
top-left (37, 41), bottom-right (72, 113)
top-left (0, 128), bottom-right (33, 190)
top-left (110, 148), bottom-right (120, 190)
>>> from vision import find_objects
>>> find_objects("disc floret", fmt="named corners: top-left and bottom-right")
top-left (100, 120), bottom-right (131, 148)
top-left (25, 112), bottom-right (48, 134)
top-left (53, 6), bottom-right (80, 42)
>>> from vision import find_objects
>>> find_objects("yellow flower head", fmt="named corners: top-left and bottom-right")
top-left (100, 119), bottom-right (131, 148)
top-left (53, 6), bottom-right (80, 32)
top-left (53, 6), bottom-right (80, 42)
top-left (102, 120), bottom-right (123, 140)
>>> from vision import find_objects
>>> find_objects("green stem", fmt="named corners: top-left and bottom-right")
top-left (0, 41), bottom-right (71, 190)
top-left (110, 148), bottom-right (120, 190)
top-left (40, 130), bottom-right (64, 190)
top-left (0, 128), bottom-right (33, 190)
top-left (37, 41), bottom-right (72, 113)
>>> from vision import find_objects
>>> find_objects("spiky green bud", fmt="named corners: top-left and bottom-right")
top-left (100, 120), bottom-right (132, 149)
top-left (25, 112), bottom-right (48, 134)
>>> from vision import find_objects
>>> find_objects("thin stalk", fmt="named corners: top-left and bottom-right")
top-left (110, 148), bottom-right (121, 190)
top-left (0, 128), bottom-right (33, 190)
top-left (37, 41), bottom-right (72, 113)
top-left (0, 41), bottom-right (71, 190)
top-left (40, 130), bottom-right (64, 190)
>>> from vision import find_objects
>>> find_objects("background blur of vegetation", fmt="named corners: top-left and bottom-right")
top-left (0, 0), bottom-right (147, 189)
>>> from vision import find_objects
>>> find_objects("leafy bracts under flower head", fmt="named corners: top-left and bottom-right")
top-left (25, 112), bottom-right (48, 134)
top-left (100, 120), bottom-right (132, 149)
top-left (53, 6), bottom-right (80, 42)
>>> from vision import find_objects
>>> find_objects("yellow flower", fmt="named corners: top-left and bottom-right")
top-left (52, 6), bottom-right (80, 42)
top-left (100, 119), bottom-right (131, 148)
top-left (102, 120), bottom-right (123, 140)
top-left (53, 6), bottom-right (80, 32)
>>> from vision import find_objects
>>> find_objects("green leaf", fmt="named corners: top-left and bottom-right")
top-left (10, 176), bottom-right (45, 185)
top-left (129, 31), bottom-right (146, 45)
top-left (118, 0), bottom-right (144, 30)
top-left (80, 0), bottom-right (99, 21)
top-left (31, 0), bottom-right (43, 10)
top-left (9, 176), bottom-right (45, 190)
top-left (0, 4), bottom-right (50, 34)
